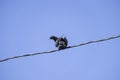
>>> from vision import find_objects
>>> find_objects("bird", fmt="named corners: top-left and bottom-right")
top-left (50, 35), bottom-right (68, 50)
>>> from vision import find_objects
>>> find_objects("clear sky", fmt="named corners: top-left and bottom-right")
top-left (0, 0), bottom-right (120, 80)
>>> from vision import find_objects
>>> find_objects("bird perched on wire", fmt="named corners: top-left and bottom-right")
top-left (50, 35), bottom-right (68, 50)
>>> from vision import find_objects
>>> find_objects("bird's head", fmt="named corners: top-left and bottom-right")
top-left (50, 36), bottom-right (58, 41)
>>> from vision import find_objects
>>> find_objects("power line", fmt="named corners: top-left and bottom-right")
top-left (0, 34), bottom-right (120, 62)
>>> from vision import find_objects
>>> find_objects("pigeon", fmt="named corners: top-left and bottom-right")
top-left (50, 35), bottom-right (68, 50)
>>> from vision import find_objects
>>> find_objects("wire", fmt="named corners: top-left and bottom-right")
top-left (0, 35), bottom-right (120, 62)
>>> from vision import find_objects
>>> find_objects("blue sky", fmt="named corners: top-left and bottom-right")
top-left (0, 0), bottom-right (120, 80)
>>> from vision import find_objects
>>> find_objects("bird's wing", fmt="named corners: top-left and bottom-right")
top-left (63, 37), bottom-right (68, 46)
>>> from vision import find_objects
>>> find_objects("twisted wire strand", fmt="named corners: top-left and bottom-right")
top-left (0, 35), bottom-right (120, 62)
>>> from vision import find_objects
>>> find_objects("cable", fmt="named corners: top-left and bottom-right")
top-left (0, 34), bottom-right (120, 62)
